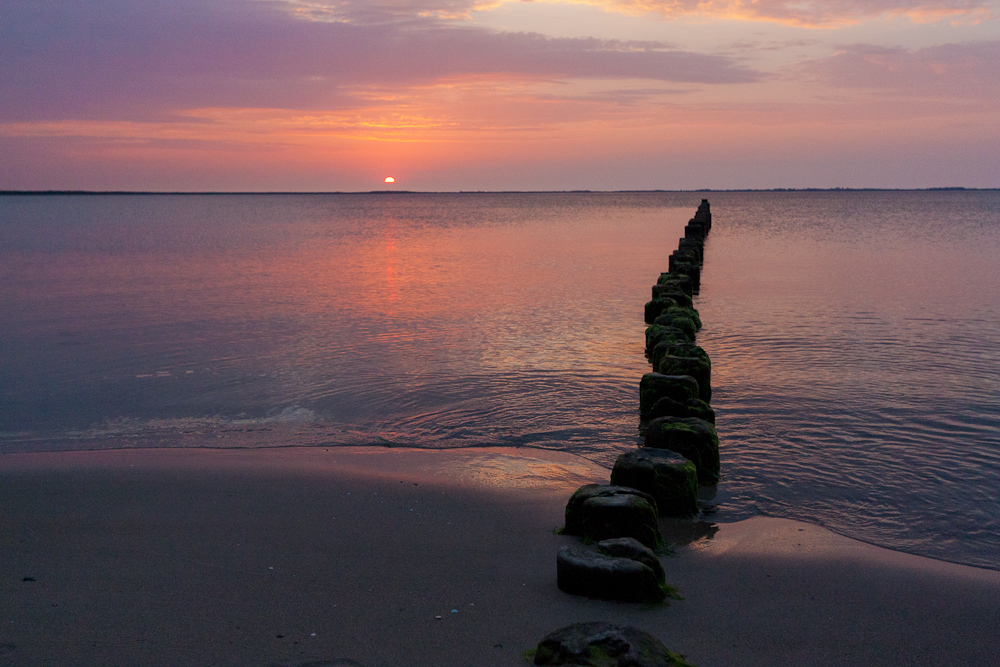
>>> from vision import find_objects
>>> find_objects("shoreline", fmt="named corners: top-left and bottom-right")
top-left (3, 446), bottom-right (999, 666)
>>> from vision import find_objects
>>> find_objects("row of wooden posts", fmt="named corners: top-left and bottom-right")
top-left (550, 200), bottom-right (720, 605)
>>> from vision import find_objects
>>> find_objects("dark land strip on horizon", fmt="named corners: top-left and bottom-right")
top-left (2, 187), bottom-right (995, 196)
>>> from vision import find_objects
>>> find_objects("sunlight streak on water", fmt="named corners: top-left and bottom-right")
top-left (1, 190), bottom-right (999, 568)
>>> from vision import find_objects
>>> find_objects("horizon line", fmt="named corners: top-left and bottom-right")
top-left (2, 187), bottom-right (996, 196)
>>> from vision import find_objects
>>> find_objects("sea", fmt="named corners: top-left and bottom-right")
top-left (2, 190), bottom-right (998, 569)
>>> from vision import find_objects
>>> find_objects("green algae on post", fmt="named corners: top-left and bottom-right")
top-left (644, 416), bottom-right (720, 485)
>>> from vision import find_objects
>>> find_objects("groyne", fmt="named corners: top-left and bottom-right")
top-left (530, 201), bottom-right (716, 666)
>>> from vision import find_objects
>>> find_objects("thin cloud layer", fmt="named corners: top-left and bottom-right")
top-left (266, 0), bottom-right (497, 21)
top-left (526, 0), bottom-right (995, 27)
top-left (273, 0), bottom-right (995, 26)
top-left (800, 41), bottom-right (1000, 98)
top-left (0, 0), bottom-right (759, 123)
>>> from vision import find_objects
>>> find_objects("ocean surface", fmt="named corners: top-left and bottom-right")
top-left (2, 191), bottom-right (998, 569)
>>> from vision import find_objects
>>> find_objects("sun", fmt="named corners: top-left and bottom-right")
top-left (384, 176), bottom-right (395, 183)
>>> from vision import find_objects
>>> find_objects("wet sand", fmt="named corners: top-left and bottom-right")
top-left (2, 446), bottom-right (998, 667)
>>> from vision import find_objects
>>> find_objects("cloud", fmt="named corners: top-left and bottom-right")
top-left (469, 0), bottom-right (996, 28)
top-left (798, 41), bottom-right (1000, 99)
top-left (265, 0), bottom-right (500, 22)
top-left (0, 0), bottom-right (760, 123)
top-left (533, 86), bottom-right (701, 105)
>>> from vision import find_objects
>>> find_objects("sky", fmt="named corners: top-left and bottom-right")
top-left (1, 0), bottom-right (998, 191)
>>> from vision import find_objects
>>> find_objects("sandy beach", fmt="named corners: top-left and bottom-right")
top-left (2, 446), bottom-right (998, 667)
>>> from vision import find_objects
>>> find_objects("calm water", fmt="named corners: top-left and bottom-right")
top-left (2, 191), bottom-right (999, 569)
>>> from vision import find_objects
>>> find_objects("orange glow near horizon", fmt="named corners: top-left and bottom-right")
top-left (497, 0), bottom-right (995, 28)
top-left (3, 81), bottom-right (994, 190)
top-left (3, 0), bottom-right (997, 191)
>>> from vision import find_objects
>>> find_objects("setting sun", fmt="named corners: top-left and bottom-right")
top-left (2, 0), bottom-right (996, 191)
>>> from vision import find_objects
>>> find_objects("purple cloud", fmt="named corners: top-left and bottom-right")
top-left (577, 0), bottom-right (994, 27)
top-left (0, 0), bottom-right (761, 122)
top-left (799, 41), bottom-right (1000, 99)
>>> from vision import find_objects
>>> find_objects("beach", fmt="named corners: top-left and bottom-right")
top-left (3, 446), bottom-right (998, 667)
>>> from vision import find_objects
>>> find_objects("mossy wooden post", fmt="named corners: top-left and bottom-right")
top-left (556, 546), bottom-right (666, 602)
top-left (656, 272), bottom-right (693, 296)
top-left (647, 396), bottom-right (715, 423)
top-left (644, 297), bottom-right (678, 324)
top-left (650, 341), bottom-right (710, 371)
top-left (533, 622), bottom-right (697, 667)
top-left (657, 354), bottom-right (711, 402)
top-left (644, 416), bottom-right (720, 484)
top-left (639, 372), bottom-right (700, 418)
top-left (611, 449), bottom-right (699, 517)
top-left (645, 325), bottom-right (693, 355)
top-left (563, 484), bottom-right (664, 550)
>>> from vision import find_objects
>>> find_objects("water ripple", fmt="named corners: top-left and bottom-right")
top-left (2, 191), bottom-right (999, 569)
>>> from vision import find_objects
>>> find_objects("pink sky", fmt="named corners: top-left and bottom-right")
top-left (2, 0), bottom-right (997, 191)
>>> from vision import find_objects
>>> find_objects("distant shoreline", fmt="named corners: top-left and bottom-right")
top-left (1, 187), bottom-right (996, 196)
